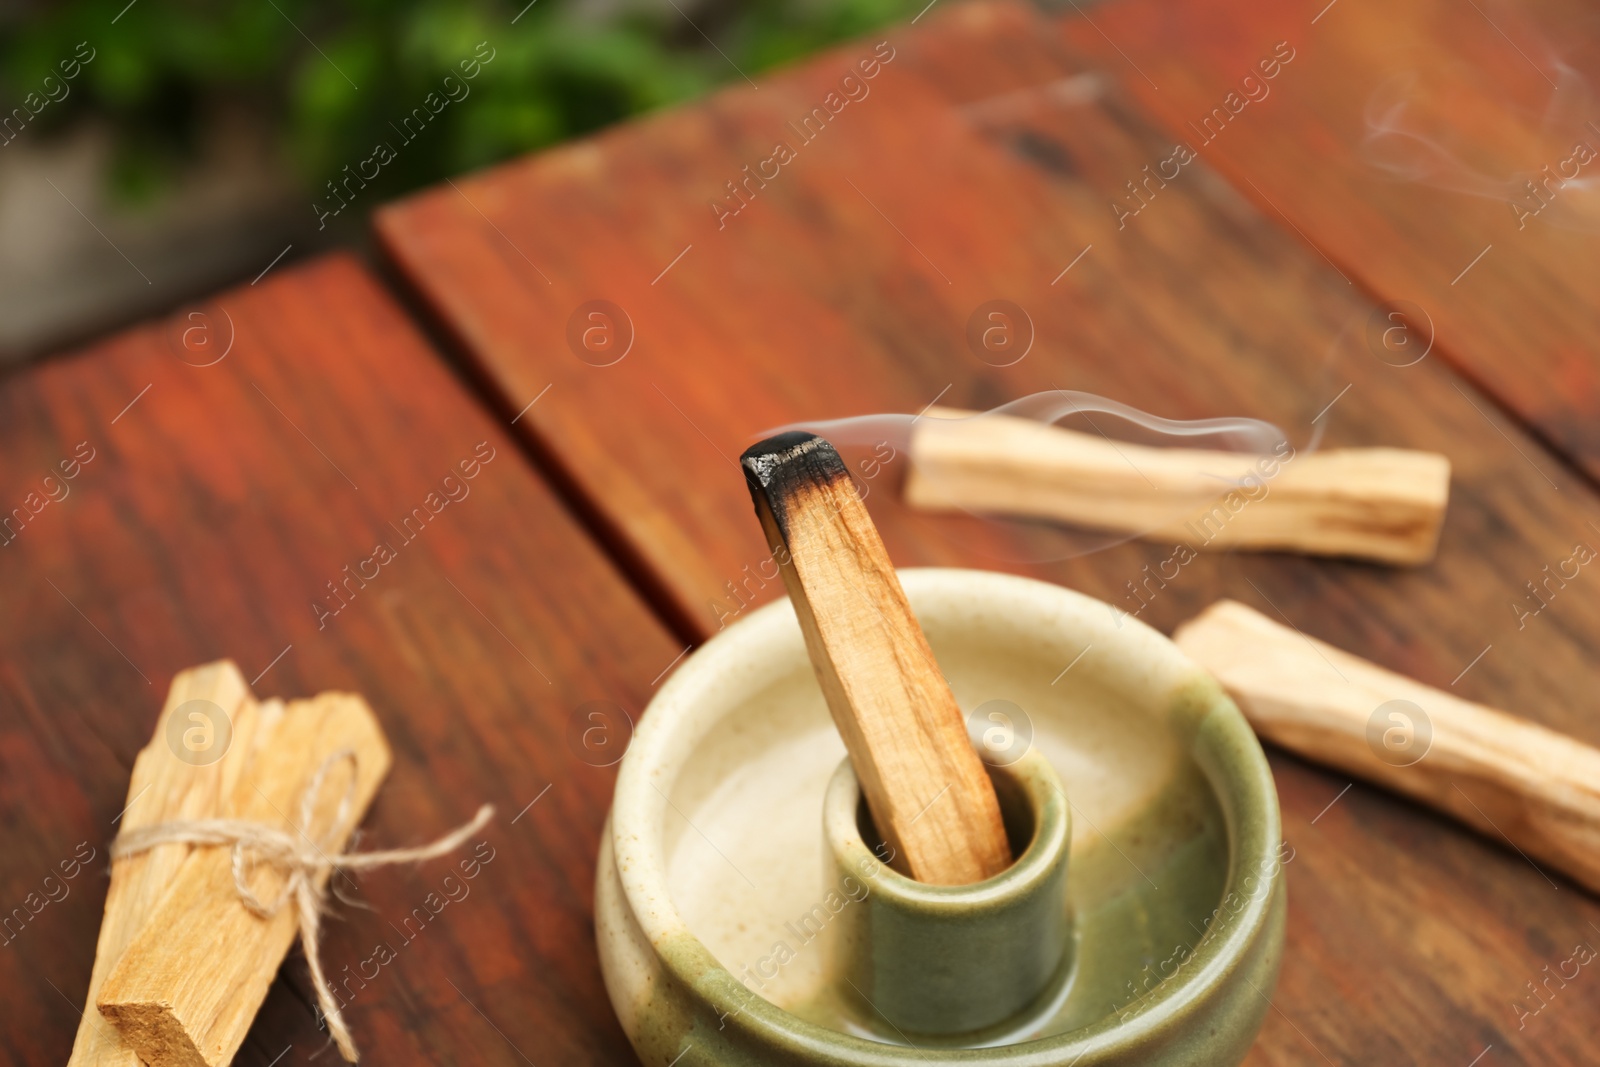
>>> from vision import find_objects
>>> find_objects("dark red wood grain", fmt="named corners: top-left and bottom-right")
top-left (0, 254), bottom-right (683, 1065)
top-left (375, 3), bottom-right (1600, 1064)
top-left (1064, 0), bottom-right (1600, 482)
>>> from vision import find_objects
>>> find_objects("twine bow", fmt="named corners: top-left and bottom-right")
top-left (111, 749), bottom-right (495, 1062)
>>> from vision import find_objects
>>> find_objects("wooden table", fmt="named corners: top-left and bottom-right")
top-left (0, 257), bottom-right (682, 1064)
top-left (1064, 0), bottom-right (1600, 480)
top-left (5, 1), bottom-right (1599, 1063)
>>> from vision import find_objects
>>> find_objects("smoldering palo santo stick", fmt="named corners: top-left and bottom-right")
top-left (741, 430), bottom-right (1011, 886)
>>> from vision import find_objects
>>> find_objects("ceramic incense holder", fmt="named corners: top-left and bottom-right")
top-left (596, 569), bottom-right (1286, 1066)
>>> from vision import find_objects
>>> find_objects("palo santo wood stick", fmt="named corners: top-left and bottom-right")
top-left (905, 406), bottom-right (1451, 565)
top-left (742, 431), bottom-right (1012, 885)
top-left (69, 662), bottom-right (262, 1067)
top-left (1174, 599), bottom-right (1600, 893)
top-left (98, 692), bottom-right (392, 1067)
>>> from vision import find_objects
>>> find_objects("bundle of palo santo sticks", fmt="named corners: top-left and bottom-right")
top-left (69, 661), bottom-right (490, 1067)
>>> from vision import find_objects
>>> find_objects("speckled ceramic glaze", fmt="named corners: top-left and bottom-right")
top-left (596, 569), bottom-right (1285, 1066)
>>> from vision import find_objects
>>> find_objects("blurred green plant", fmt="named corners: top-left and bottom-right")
top-left (0, 0), bottom-right (904, 206)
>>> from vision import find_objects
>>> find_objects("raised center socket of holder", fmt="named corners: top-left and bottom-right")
top-left (820, 747), bottom-right (1074, 1039)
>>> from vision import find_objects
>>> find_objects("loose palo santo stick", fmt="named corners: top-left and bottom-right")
top-left (906, 407), bottom-right (1451, 565)
top-left (98, 692), bottom-right (392, 1067)
top-left (1174, 600), bottom-right (1600, 892)
top-left (68, 662), bottom-right (262, 1067)
top-left (742, 431), bottom-right (1012, 885)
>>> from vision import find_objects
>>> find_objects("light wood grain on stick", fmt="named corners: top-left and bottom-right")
top-left (68, 661), bottom-right (259, 1067)
top-left (906, 407), bottom-right (1450, 564)
top-left (97, 693), bottom-right (392, 1067)
top-left (1175, 599), bottom-right (1600, 892)
top-left (742, 431), bottom-right (1011, 886)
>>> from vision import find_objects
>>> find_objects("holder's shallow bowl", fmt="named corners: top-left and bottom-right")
top-left (597, 568), bottom-right (1285, 1066)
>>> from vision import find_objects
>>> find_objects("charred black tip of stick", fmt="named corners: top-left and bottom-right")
top-left (740, 432), bottom-right (849, 487)
top-left (740, 432), bottom-right (851, 531)
top-left (740, 430), bottom-right (824, 472)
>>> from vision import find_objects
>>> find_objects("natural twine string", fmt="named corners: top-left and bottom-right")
top-left (110, 748), bottom-right (496, 1063)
